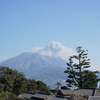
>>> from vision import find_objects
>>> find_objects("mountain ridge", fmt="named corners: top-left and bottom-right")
top-left (0, 52), bottom-right (67, 82)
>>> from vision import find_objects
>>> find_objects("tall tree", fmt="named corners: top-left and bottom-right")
top-left (64, 46), bottom-right (100, 88)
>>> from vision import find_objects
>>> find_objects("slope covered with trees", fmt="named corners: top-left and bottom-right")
top-left (0, 66), bottom-right (50, 99)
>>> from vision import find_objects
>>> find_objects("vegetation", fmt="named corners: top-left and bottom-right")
top-left (0, 47), bottom-right (100, 100)
top-left (64, 46), bottom-right (100, 88)
top-left (0, 66), bottom-right (51, 100)
top-left (61, 86), bottom-right (70, 90)
top-left (0, 91), bottom-right (19, 100)
top-left (36, 80), bottom-right (50, 93)
top-left (55, 82), bottom-right (62, 89)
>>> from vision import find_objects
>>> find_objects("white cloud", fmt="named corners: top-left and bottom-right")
top-left (30, 41), bottom-right (75, 61)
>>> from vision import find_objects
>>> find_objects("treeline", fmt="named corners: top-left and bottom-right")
top-left (0, 66), bottom-right (50, 100)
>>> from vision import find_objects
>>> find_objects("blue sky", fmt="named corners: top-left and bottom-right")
top-left (0, 0), bottom-right (100, 71)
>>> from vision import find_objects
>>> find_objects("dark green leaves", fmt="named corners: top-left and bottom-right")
top-left (0, 66), bottom-right (51, 95)
top-left (64, 46), bottom-right (100, 89)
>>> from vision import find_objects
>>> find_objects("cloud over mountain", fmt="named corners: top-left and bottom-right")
top-left (30, 41), bottom-right (75, 61)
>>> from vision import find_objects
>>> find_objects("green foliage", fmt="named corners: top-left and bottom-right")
top-left (8, 92), bottom-right (18, 100)
top-left (0, 67), bottom-right (14, 92)
top-left (0, 91), bottom-right (18, 100)
top-left (64, 46), bottom-right (100, 88)
top-left (36, 80), bottom-right (50, 93)
top-left (53, 88), bottom-right (59, 95)
top-left (55, 82), bottom-right (62, 89)
top-left (82, 70), bottom-right (100, 88)
top-left (27, 79), bottom-right (38, 93)
top-left (47, 85), bottom-right (51, 90)
top-left (0, 66), bottom-right (51, 97)
top-left (0, 91), bottom-right (9, 100)
top-left (12, 70), bottom-right (27, 95)
top-left (0, 66), bottom-right (27, 95)
top-left (61, 86), bottom-right (70, 90)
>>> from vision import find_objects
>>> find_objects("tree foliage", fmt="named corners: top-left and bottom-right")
top-left (0, 66), bottom-right (51, 97)
top-left (27, 79), bottom-right (38, 93)
top-left (64, 46), bottom-right (100, 88)
top-left (55, 82), bottom-right (62, 89)
top-left (36, 80), bottom-right (50, 93)
top-left (0, 66), bottom-right (27, 95)
top-left (61, 86), bottom-right (70, 90)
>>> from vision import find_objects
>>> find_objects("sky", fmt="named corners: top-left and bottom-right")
top-left (0, 0), bottom-right (100, 71)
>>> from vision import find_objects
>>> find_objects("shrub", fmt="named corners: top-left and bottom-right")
top-left (61, 86), bottom-right (70, 90)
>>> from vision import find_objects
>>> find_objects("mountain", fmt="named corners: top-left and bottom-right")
top-left (30, 41), bottom-right (74, 61)
top-left (0, 52), bottom-right (68, 82)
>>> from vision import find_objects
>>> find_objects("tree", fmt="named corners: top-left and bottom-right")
top-left (0, 67), bottom-right (14, 92)
top-left (27, 79), bottom-right (38, 93)
top-left (64, 46), bottom-right (100, 88)
top-left (55, 82), bottom-right (62, 90)
top-left (12, 70), bottom-right (27, 95)
top-left (82, 70), bottom-right (99, 88)
top-left (0, 66), bottom-right (27, 95)
top-left (36, 80), bottom-right (50, 93)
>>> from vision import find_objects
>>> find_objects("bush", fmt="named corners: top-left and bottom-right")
top-left (61, 86), bottom-right (70, 90)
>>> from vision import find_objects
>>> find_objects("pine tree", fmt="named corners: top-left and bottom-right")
top-left (64, 46), bottom-right (100, 88)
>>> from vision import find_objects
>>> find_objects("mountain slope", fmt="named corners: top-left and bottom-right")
top-left (0, 52), bottom-right (68, 82)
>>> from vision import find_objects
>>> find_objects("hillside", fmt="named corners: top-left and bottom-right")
top-left (0, 52), bottom-right (68, 82)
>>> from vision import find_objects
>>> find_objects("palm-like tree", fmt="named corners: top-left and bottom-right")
top-left (55, 82), bottom-right (62, 89)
